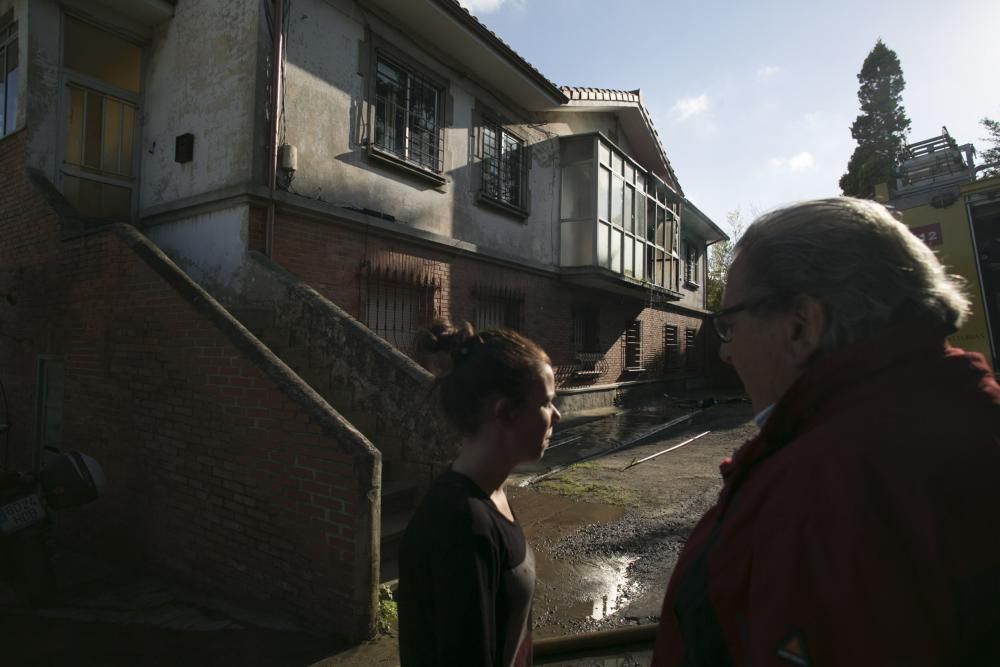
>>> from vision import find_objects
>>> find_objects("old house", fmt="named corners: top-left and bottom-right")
top-left (0, 0), bottom-right (723, 641)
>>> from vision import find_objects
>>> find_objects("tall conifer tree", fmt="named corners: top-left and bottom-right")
top-left (840, 40), bottom-right (911, 198)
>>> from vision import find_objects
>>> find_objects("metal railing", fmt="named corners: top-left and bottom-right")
top-left (360, 259), bottom-right (440, 355)
top-left (471, 284), bottom-right (524, 332)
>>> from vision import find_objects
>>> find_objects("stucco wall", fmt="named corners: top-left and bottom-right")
top-left (141, 0), bottom-right (260, 209)
top-left (146, 204), bottom-right (251, 294)
top-left (24, 0), bottom-right (60, 178)
top-left (537, 110), bottom-right (639, 159)
top-left (279, 0), bottom-right (562, 264)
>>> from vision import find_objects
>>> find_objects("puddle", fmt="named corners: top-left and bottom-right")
top-left (537, 552), bottom-right (640, 621)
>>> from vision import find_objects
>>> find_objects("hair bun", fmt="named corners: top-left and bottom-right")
top-left (414, 320), bottom-right (480, 377)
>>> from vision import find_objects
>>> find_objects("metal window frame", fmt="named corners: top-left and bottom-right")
top-left (684, 242), bottom-right (700, 287)
top-left (623, 319), bottom-right (643, 371)
top-left (471, 284), bottom-right (525, 332)
top-left (57, 13), bottom-right (144, 224)
top-left (480, 115), bottom-right (527, 211)
top-left (572, 302), bottom-right (601, 353)
top-left (0, 18), bottom-right (17, 137)
top-left (593, 135), bottom-right (681, 289)
top-left (684, 327), bottom-right (699, 369)
top-left (371, 54), bottom-right (444, 174)
top-left (360, 262), bottom-right (441, 355)
top-left (663, 324), bottom-right (680, 372)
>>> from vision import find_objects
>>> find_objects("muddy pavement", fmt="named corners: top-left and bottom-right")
top-left (510, 400), bottom-right (756, 638)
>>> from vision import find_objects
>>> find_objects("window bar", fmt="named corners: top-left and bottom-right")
top-left (98, 96), bottom-right (106, 176)
top-left (403, 76), bottom-right (411, 164)
top-left (117, 100), bottom-right (125, 175)
top-left (80, 88), bottom-right (88, 168)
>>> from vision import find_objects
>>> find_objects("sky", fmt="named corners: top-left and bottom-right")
top-left (458, 0), bottom-right (1000, 233)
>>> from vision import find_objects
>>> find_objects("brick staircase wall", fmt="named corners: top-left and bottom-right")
top-left (0, 130), bottom-right (380, 641)
top-left (228, 251), bottom-right (459, 486)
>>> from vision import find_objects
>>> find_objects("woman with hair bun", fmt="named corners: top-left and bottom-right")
top-left (397, 321), bottom-right (560, 667)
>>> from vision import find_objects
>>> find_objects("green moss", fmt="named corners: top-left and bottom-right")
top-left (537, 464), bottom-right (637, 506)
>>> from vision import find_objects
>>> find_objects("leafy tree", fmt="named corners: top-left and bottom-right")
top-left (707, 209), bottom-right (746, 311)
top-left (840, 40), bottom-right (911, 198)
top-left (980, 117), bottom-right (1000, 178)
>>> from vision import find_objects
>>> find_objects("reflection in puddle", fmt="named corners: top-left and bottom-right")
top-left (563, 555), bottom-right (638, 620)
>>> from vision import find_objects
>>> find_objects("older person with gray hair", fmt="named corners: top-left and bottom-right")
top-left (652, 197), bottom-right (1000, 667)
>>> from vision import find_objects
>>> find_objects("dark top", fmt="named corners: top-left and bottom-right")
top-left (652, 328), bottom-right (1000, 666)
top-left (398, 468), bottom-right (535, 667)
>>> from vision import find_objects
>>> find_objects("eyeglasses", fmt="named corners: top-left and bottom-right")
top-left (709, 296), bottom-right (779, 342)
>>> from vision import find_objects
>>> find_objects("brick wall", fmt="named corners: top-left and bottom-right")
top-left (0, 131), bottom-right (379, 640)
top-left (270, 209), bottom-right (713, 392)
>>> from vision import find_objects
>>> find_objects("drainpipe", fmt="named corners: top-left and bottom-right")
top-left (265, 0), bottom-right (284, 258)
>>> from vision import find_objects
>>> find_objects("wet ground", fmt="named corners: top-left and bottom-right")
top-left (511, 398), bottom-right (755, 639)
top-left (319, 396), bottom-right (755, 666)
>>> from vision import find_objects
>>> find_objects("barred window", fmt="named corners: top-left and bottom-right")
top-left (624, 320), bottom-right (643, 371)
top-left (482, 120), bottom-right (526, 210)
top-left (0, 15), bottom-right (18, 136)
top-left (685, 243), bottom-right (700, 286)
top-left (664, 324), bottom-right (680, 371)
top-left (572, 303), bottom-right (600, 353)
top-left (685, 327), bottom-right (699, 369)
top-left (374, 57), bottom-right (442, 172)
top-left (361, 261), bottom-right (440, 355)
top-left (472, 285), bottom-right (524, 332)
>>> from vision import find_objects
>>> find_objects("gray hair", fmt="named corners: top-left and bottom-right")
top-left (735, 197), bottom-right (970, 352)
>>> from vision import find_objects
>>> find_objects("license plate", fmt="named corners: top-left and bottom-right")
top-left (0, 494), bottom-right (47, 534)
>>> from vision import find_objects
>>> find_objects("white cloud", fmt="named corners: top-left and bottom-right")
top-left (670, 95), bottom-right (709, 121)
top-left (756, 65), bottom-right (779, 82)
top-left (769, 152), bottom-right (816, 172)
top-left (459, 0), bottom-right (517, 13)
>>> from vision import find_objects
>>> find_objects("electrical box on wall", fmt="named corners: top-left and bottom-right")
top-left (278, 144), bottom-right (298, 174)
top-left (175, 133), bottom-right (194, 163)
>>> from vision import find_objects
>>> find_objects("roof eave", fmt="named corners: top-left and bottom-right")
top-left (682, 198), bottom-right (728, 243)
top-left (430, 0), bottom-right (568, 104)
top-left (558, 99), bottom-right (682, 193)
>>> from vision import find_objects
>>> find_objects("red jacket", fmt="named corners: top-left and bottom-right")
top-left (652, 329), bottom-right (1000, 666)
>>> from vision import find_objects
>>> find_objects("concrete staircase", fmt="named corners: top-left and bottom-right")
top-left (218, 254), bottom-right (458, 586)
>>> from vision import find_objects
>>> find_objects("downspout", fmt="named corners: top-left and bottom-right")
top-left (265, 0), bottom-right (284, 257)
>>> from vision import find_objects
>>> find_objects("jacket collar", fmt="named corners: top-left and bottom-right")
top-left (717, 325), bottom-right (951, 515)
